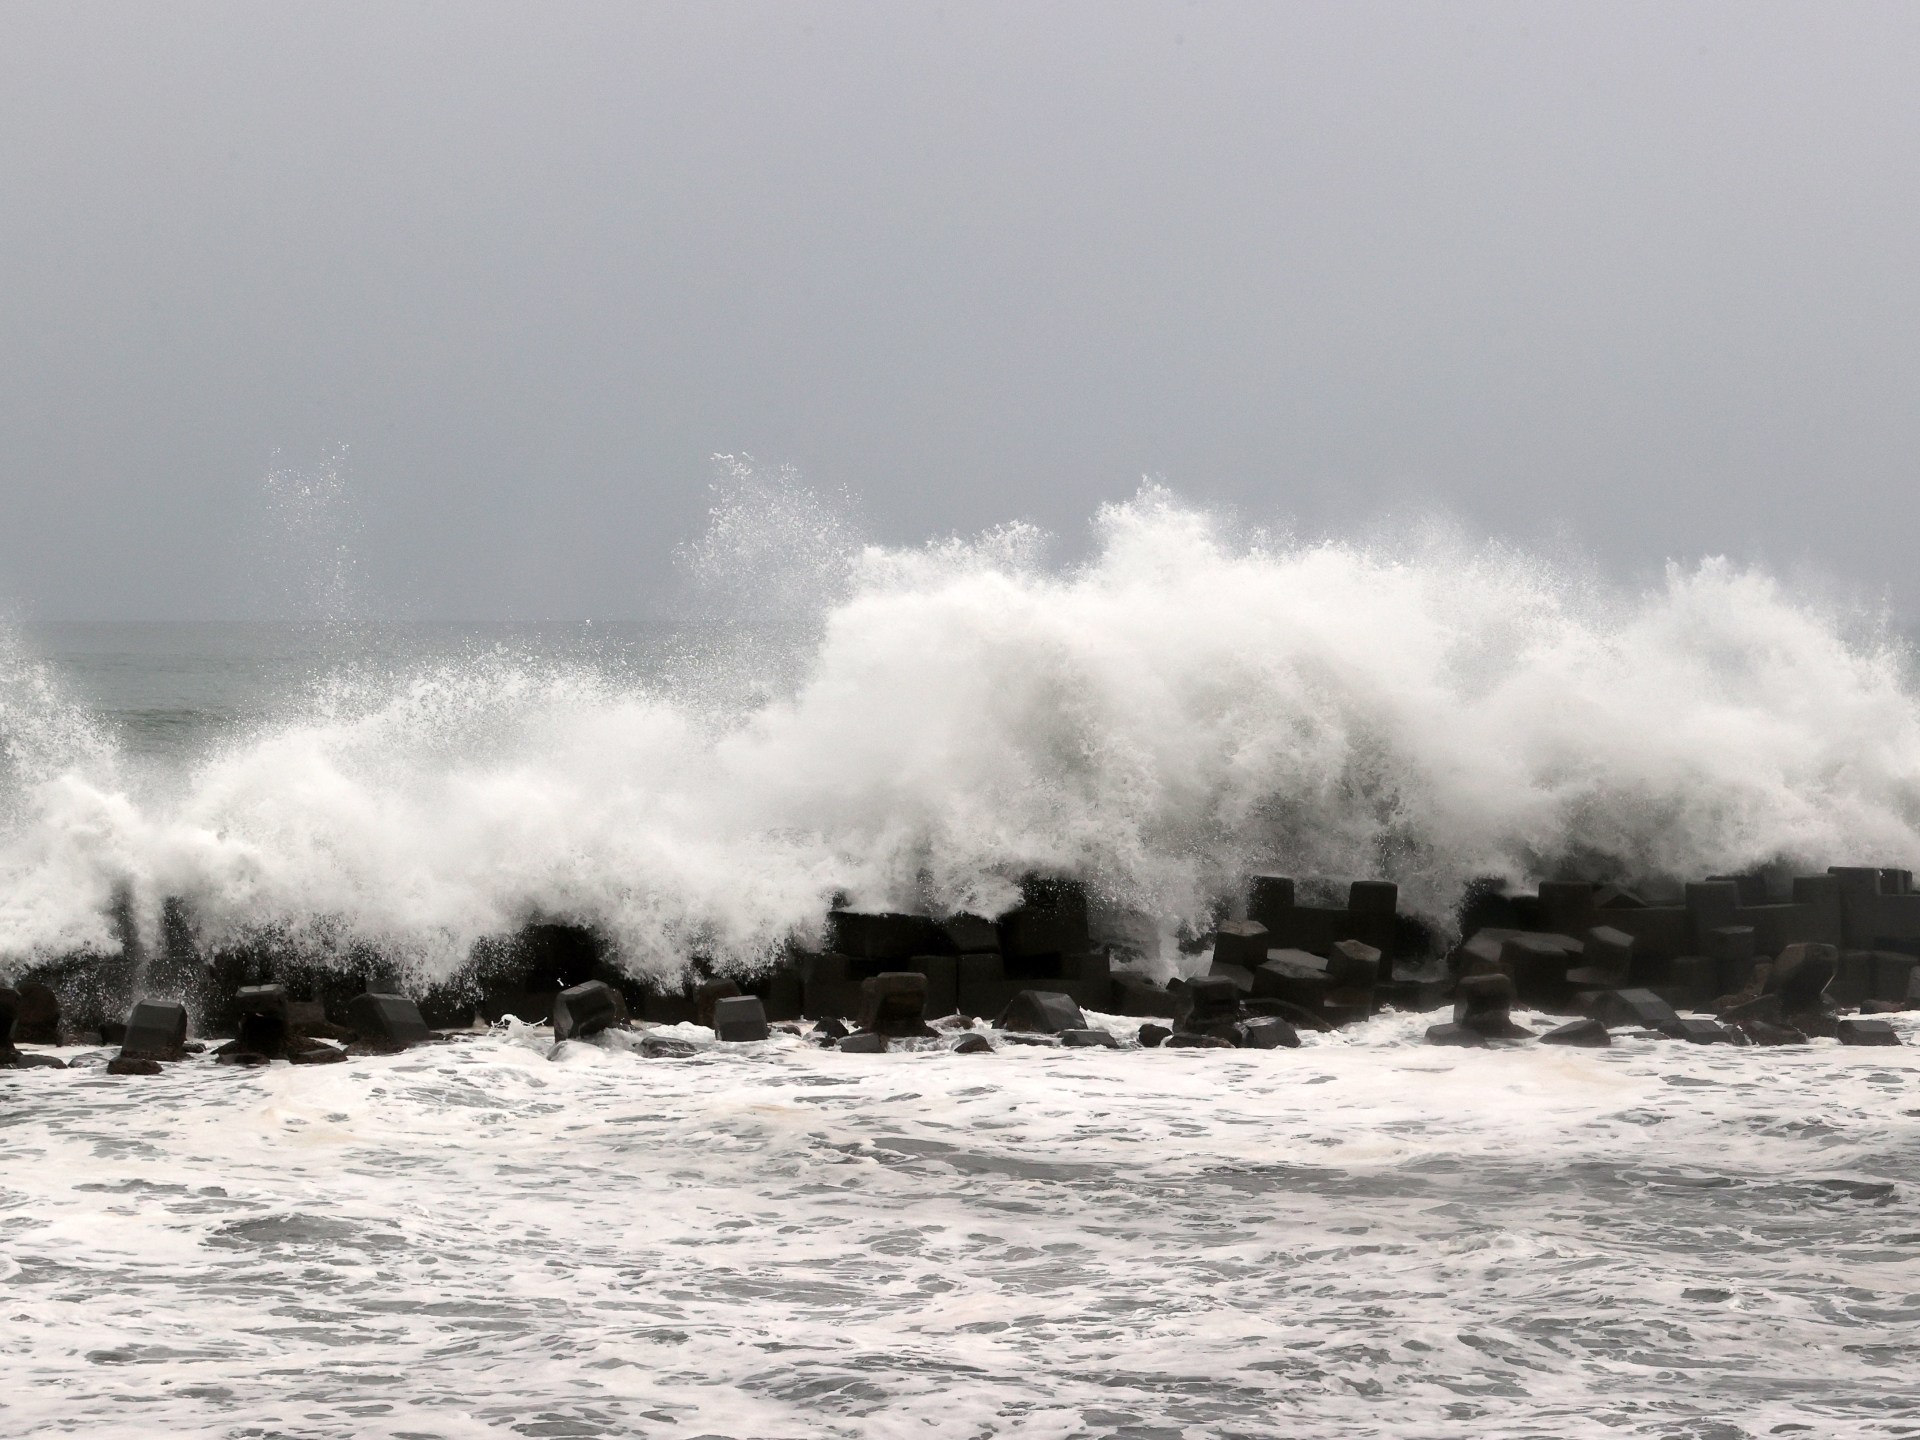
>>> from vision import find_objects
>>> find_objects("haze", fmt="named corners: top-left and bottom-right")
top-left (3, 2), bottom-right (1917, 620)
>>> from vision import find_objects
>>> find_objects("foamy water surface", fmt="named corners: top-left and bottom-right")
top-left (6, 1009), bottom-right (1920, 1439)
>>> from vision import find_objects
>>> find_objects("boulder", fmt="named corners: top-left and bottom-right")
top-left (346, 993), bottom-right (431, 1051)
top-left (1664, 1017), bottom-right (1734, 1044)
top-left (1537, 1017), bottom-right (1610, 1048)
top-left (1836, 1017), bottom-right (1903, 1047)
top-left (997, 990), bottom-right (1088, 1035)
top-left (835, 1030), bottom-right (887, 1054)
top-left (859, 973), bottom-right (935, 1038)
top-left (1425, 1022), bottom-right (1488, 1047)
top-left (638, 1034), bottom-right (701, 1058)
top-left (120, 1000), bottom-right (190, 1062)
top-left (814, 1016), bottom-right (850, 1040)
top-left (1137, 1023), bottom-right (1171, 1048)
top-left (289, 1043), bottom-right (348, 1065)
top-left (1059, 1028), bottom-right (1119, 1048)
top-left (551, 981), bottom-right (624, 1041)
top-left (1236, 1016), bottom-right (1301, 1049)
top-left (950, 1032), bottom-right (993, 1053)
top-left (1163, 1032), bottom-right (1234, 1048)
top-left (712, 995), bottom-right (771, 1042)
top-left (1716, 992), bottom-right (1782, 1026)
top-left (106, 1056), bottom-right (163, 1076)
top-left (1733, 1020), bottom-right (1808, 1046)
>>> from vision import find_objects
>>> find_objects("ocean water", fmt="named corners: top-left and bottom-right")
top-left (7, 491), bottom-right (1920, 1437)
top-left (6, 1014), bottom-right (1920, 1438)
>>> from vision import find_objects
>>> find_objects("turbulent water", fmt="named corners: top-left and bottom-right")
top-left (8, 490), bottom-right (1920, 1438)
top-left (3, 489), bottom-right (1919, 983)
top-left (7, 1014), bottom-right (1920, 1438)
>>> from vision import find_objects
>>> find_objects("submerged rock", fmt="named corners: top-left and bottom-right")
top-left (1537, 1018), bottom-right (1610, 1048)
top-left (996, 990), bottom-right (1088, 1035)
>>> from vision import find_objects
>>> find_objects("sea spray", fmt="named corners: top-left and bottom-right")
top-left (2, 484), bottom-right (1919, 982)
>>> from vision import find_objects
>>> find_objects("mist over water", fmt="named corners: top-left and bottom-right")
top-left (3, 481), bottom-right (1918, 983)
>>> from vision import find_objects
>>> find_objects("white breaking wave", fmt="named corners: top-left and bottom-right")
top-left (2, 485), bottom-right (1918, 982)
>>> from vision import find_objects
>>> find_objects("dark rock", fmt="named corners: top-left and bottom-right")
top-left (1587, 988), bottom-right (1681, 1032)
top-left (996, 990), bottom-right (1088, 1035)
top-left (1537, 1017), bottom-right (1611, 1047)
top-left (1837, 1017), bottom-right (1903, 1046)
top-left (551, 980), bottom-right (624, 1041)
top-left (1236, 1016), bottom-right (1301, 1049)
top-left (836, 1031), bottom-right (887, 1054)
top-left (1733, 1020), bottom-right (1808, 1046)
top-left (1244, 997), bottom-right (1335, 1032)
top-left (97, 1021), bottom-right (127, 1047)
top-left (106, 1056), bottom-right (163, 1076)
top-left (1664, 1017), bottom-right (1734, 1044)
top-left (814, 1016), bottom-right (850, 1040)
top-left (1786, 1005), bottom-right (1842, 1039)
top-left (949, 1032), bottom-right (993, 1053)
top-left (216, 1049), bottom-right (271, 1067)
top-left (120, 1000), bottom-right (189, 1061)
top-left (13, 982), bottom-right (60, 1045)
top-left (1425, 1022), bottom-right (1488, 1047)
top-left (1716, 992), bottom-right (1783, 1026)
top-left (998, 1032), bottom-right (1059, 1047)
top-left (859, 972), bottom-right (934, 1038)
top-left (1862, 998), bottom-right (1909, 1015)
top-left (289, 1042), bottom-right (348, 1065)
top-left (1059, 1028), bottom-right (1120, 1048)
top-left (1137, 1023), bottom-right (1172, 1048)
top-left (1765, 943), bottom-right (1838, 1008)
top-left (638, 1034), bottom-right (701, 1058)
top-left (1211, 920), bottom-right (1270, 970)
top-left (346, 993), bottom-right (431, 1051)
top-left (1163, 1031), bottom-right (1235, 1048)
top-left (712, 995), bottom-right (771, 1042)
top-left (1, 1050), bottom-right (66, 1069)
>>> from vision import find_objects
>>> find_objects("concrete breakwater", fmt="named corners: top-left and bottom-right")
top-left (5, 864), bottom-right (1918, 1072)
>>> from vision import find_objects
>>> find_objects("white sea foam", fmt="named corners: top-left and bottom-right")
top-left (4, 1016), bottom-right (1919, 1437)
top-left (2, 484), bottom-right (1919, 981)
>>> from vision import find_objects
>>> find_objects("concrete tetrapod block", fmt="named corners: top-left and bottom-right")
top-left (1587, 988), bottom-right (1681, 1032)
top-left (551, 981), bottom-right (624, 1041)
top-left (1836, 1017), bottom-right (1903, 1046)
top-left (12, 983), bottom-right (60, 1045)
top-left (1177, 975), bottom-right (1242, 1032)
top-left (347, 992), bottom-right (432, 1051)
top-left (1211, 921), bottom-right (1270, 971)
top-left (1327, 939), bottom-right (1381, 990)
top-left (997, 990), bottom-right (1089, 1035)
top-left (1253, 953), bottom-right (1330, 1009)
top-left (858, 972), bottom-right (934, 1037)
top-left (835, 1030), bottom-right (887, 1054)
top-left (1664, 1016), bottom-right (1735, 1044)
top-left (120, 1000), bottom-right (189, 1061)
top-left (712, 995), bottom-right (771, 1042)
top-left (1425, 1022), bottom-right (1489, 1047)
top-left (0, 987), bottom-right (17, 1046)
top-left (1765, 943), bottom-right (1838, 1008)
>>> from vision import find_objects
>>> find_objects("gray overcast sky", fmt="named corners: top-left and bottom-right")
top-left (2, 1), bottom-right (1918, 620)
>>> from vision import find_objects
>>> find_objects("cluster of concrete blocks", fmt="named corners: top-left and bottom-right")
top-left (3, 866), bottom-right (1914, 1072)
top-left (1429, 867), bottom-right (1920, 1048)
top-left (0, 981), bottom-right (438, 1075)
